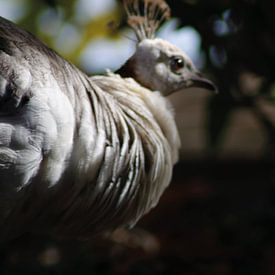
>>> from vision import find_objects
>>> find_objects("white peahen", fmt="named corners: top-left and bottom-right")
top-left (0, 0), bottom-right (216, 240)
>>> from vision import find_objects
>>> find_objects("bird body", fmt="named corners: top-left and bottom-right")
top-left (0, 0), bottom-right (215, 240)
top-left (0, 15), bottom-right (180, 240)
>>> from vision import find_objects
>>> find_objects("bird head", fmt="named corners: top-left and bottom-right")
top-left (117, 0), bottom-right (217, 96)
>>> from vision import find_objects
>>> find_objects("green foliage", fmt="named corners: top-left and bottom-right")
top-left (15, 0), bottom-right (121, 67)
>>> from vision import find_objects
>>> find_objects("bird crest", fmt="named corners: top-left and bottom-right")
top-left (124, 0), bottom-right (171, 41)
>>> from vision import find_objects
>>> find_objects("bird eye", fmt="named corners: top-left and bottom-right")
top-left (170, 56), bottom-right (185, 74)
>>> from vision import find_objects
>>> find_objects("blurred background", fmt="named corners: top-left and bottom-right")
top-left (1, 0), bottom-right (275, 274)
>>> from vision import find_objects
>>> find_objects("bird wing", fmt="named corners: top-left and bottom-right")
top-left (0, 17), bottom-right (82, 239)
top-left (0, 17), bottom-right (39, 185)
top-left (0, 17), bottom-right (34, 114)
top-left (0, 16), bottom-right (76, 189)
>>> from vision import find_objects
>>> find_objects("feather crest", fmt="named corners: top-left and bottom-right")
top-left (124, 0), bottom-right (170, 41)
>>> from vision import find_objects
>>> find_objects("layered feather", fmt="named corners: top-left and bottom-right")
top-left (0, 16), bottom-right (180, 239)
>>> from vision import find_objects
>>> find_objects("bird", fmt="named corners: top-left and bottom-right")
top-left (0, 0), bottom-right (216, 241)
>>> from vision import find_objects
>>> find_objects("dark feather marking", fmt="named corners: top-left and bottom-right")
top-left (0, 37), bottom-right (12, 56)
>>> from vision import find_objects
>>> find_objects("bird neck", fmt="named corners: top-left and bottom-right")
top-left (54, 72), bottom-right (180, 236)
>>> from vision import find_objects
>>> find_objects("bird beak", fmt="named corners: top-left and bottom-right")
top-left (186, 73), bottom-right (218, 93)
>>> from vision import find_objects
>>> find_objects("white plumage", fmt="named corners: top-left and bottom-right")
top-left (0, 0), bottom-right (215, 240)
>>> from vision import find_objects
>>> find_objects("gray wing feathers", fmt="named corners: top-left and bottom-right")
top-left (0, 55), bottom-right (33, 114)
top-left (0, 18), bottom-right (39, 186)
